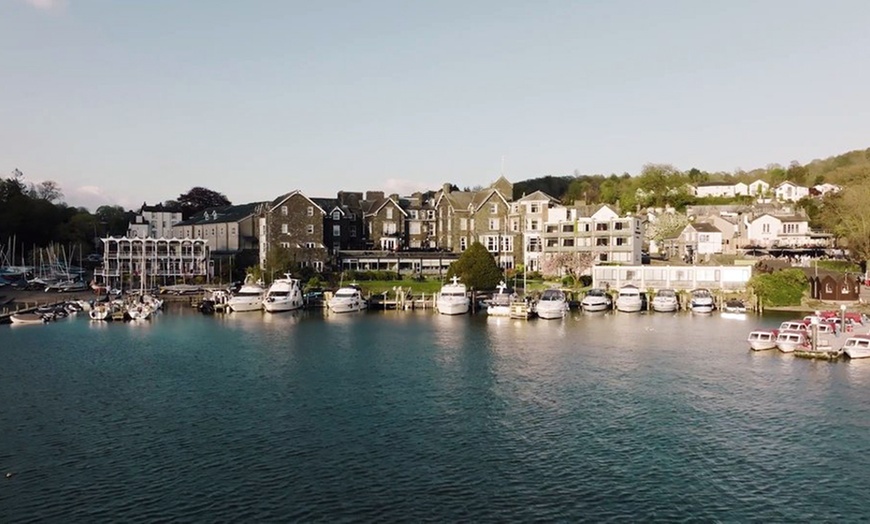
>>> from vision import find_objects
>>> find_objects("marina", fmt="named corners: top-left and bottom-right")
top-left (2, 306), bottom-right (870, 521)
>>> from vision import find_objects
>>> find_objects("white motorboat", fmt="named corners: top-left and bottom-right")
top-left (842, 334), bottom-right (870, 359)
top-left (723, 299), bottom-right (747, 313)
top-left (580, 288), bottom-right (612, 312)
top-left (263, 273), bottom-right (304, 313)
top-left (651, 289), bottom-right (679, 313)
top-left (327, 283), bottom-right (367, 313)
top-left (536, 288), bottom-right (569, 320)
top-left (690, 288), bottom-right (715, 314)
top-left (436, 276), bottom-right (470, 315)
top-left (747, 329), bottom-right (778, 351)
top-left (779, 320), bottom-right (808, 332)
top-left (228, 274), bottom-right (266, 312)
top-left (615, 285), bottom-right (645, 313)
top-left (775, 329), bottom-right (809, 353)
top-left (486, 281), bottom-right (513, 317)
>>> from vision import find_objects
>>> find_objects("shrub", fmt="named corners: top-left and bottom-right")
top-left (749, 268), bottom-right (808, 307)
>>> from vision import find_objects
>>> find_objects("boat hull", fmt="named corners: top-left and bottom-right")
top-left (328, 302), bottom-right (367, 313)
top-left (536, 303), bottom-right (568, 319)
top-left (437, 300), bottom-right (469, 315)
top-left (10, 313), bottom-right (46, 325)
top-left (581, 301), bottom-right (610, 312)
top-left (263, 299), bottom-right (303, 313)
top-left (228, 299), bottom-right (263, 312)
top-left (845, 348), bottom-right (870, 359)
top-left (652, 302), bottom-right (678, 313)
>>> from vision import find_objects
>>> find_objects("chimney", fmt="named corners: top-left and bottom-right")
top-left (365, 191), bottom-right (385, 201)
top-left (442, 183), bottom-right (452, 194)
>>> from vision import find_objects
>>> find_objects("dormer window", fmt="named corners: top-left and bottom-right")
top-left (332, 211), bottom-right (341, 220)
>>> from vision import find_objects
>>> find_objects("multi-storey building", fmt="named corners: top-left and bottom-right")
top-left (97, 236), bottom-right (210, 289)
top-left (127, 202), bottom-right (184, 238)
top-left (312, 191), bottom-right (366, 254)
top-left (362, 192), bottom-right (407, 251)
top-left (539, 204), bottom-right (642, 266)
top-left (259, 190), bottom-right (329, 272)
top-left (434, 177), bottom-right (516, 268)
top-left (404, 192), bottom-right (438, 249)
top-left (171, 203), bottom-right (261, 253)
top-left (509, 190), bottom-right (561, 273)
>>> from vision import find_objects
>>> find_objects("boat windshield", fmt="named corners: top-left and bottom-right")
top-left (658, 290), bottom-right (676, 297)
top-left (235, 291), bottom-right (262, 297)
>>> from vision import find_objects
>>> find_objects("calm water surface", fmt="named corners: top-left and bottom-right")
top-left (2, 307), bottom-right (869, 521)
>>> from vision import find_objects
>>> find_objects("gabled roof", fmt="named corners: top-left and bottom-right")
top-left (472, 187), bottom-right (509, 212)
top-left (695, 181), bottom-right (735, 187)
top-left (364, 196), bottom-right (409, 218)
top-left (517, 190), bottom-right (559, 203)
top-left (690, 222), bottom-right (721, 233)
top-left (269, 190), bottom-right (326, 215)
top-left (175, 202), bottom-right (262, 226)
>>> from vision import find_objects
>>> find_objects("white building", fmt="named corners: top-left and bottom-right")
top-left (694, 182), bottom-right (738, 198)
top-left (592, 264), bottom-right (752, 291)
top-left (748, 180), bottom-right (770, 198)
top-left (509, 190), bottom-right (561, 273)
top-left (746, 214), bottom-right (818, 247)
top-left (774, 181), bottom-right (810, 202)
top-left (127, 202), bottom-right (184, 239)
top-left (539, 204), bottom-right (643, 266)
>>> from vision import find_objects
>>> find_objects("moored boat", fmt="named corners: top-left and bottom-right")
top-left (436, 276), bottom-right (470, 315)
top-left (747, 329), bottom-right (778, 351)
top-left (10, 312), bottom-right (47, 325)
top-left (690, 288), bottom-right (715, 314)
top-left (327, 283), bottom-right (367, 313)
top-left (775, 329), bottom-right (809, 353)
top-left (89, 303), bottom-right (110, 321)
top-left (842, 334), bottom-right (870, 359)
top-left (263, 273), bottom-right (304, 313)
top-left (486, 281), bottom-right (513, 317)
top-left (580, 288), bottom-right (612, 312)
top-left (651, 289), bottom-right (679, 313)
top-left (535, 288), bottom-right (569, 320)
top-left (615, 285), bottom-right (645, 313)
top-left (228, 274), bottom-right (266, 312)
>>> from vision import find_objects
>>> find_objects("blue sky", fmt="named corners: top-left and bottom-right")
top-left (2, 0), bottom-right (869, 211)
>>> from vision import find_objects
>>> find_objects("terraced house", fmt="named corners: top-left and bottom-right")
top-left (434, 177), bottom-right (517, 269)
top-left (362, 192), bottom-right (407, 251)
top-left (259, 190), bottom-right (329, 272)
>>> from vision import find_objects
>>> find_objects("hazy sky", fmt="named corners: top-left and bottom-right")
top-left (3, 0), bottom-right (869, 211)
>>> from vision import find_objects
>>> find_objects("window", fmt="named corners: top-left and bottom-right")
top-left (615, 237), bottom-right (626, 246)
top-left (699, 234), bottom-right (709, 242)
top-left (511, 219), bottom-right (519, 232)
top-left (562, 238), bottom-right (575, 247)
top-left (484, 236), bottom-right (499, 252)
top-left (306, 225), bottom-right (314, 234)
top-left (546, 238), bottom-right (558, 247)
top-left (614, 222), bottom-right (624, 230)
top-left (307, 206), bottom-right (314, 217)
top-left (596, 237), bottom-right (609, 246)
top-left (409, 210), bottom-right (418, 219)
top-left (304, 242), bottom-right (316, 249)
top-left (561, 224), bottom-right (574, 233)
top-left (313, 261), bottom-right (323, 272)
top-left (333, 225), bottom-right (341, 236)
top-left (409, 222), bottom-right (421, 235)
top-left (530, 203), bottom-right (539, 213)
top-left (529, 219), bottom-right (539, 231)
top-left (762, 223), bottom-right (770, 234)
top-left (490, 203), bottom-right (498, 214)
top-left (599, 253), bottom-right (608, 262)
top-left (489, 218), bottom-right (500, 230)
top-left (460, 237), bottom-right (467, 251)
top-left (386, 207), bottom-right (393, 220)
top-left (281, 224), bottom-right (289, 234)
top-left (281, 206), bottom-right (288, 216)
top-left (500, 236), bottom-right (513, 252)
top-left (460, 218), bottom-right (468, 230)
top-left (332, 211), bottom-right (341, 220)
top-left (596, 223), bottom-right (609, 231)
top-left (527, 237), bottom-right (541, 252)
top-left (350, 225), bottom-right (357, 237)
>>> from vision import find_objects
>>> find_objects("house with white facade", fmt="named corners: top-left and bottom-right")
top-left (127, 202), bottom-right (184, 239)
top-left (539, 204), bottom-right (642, 266)
top-left (746, 214), bottom-right (822, 247)
top-left (811, 183), bottom-right (841, 197)
top-left (774, 181), bottom-right (810, 202)
top-left (748, 180), bottom-right (770, 198)
top-left (509, 190), bottom-right (561, 273)
top-left (694, 182), bottom-right (738, 198)
top-left (662, 222), bottom-right (722, 262)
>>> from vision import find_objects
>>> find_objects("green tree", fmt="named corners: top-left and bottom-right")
top-left (446, 242), bottom-right (502, 290)
top-left (819, 181), bottom-right (870, 268)
top-left (178, 186), bottom-right (231, 218)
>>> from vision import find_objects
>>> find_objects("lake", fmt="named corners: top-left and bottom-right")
top-left (2, 307), bottom-right (869, 521)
